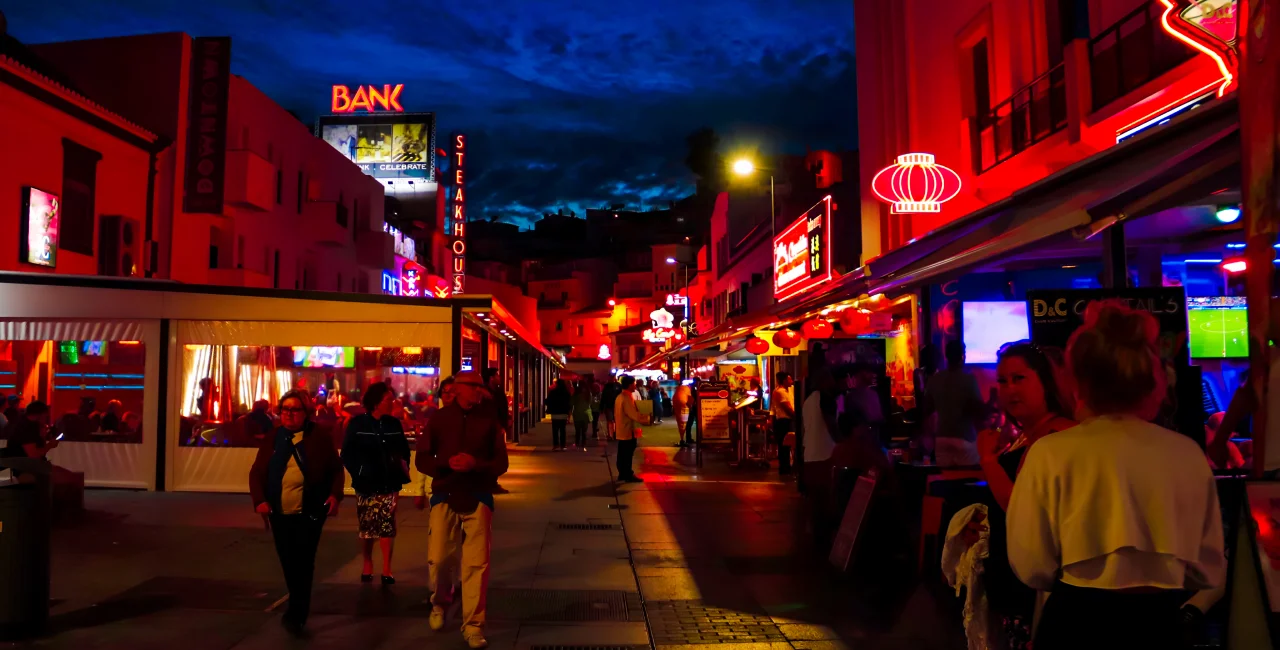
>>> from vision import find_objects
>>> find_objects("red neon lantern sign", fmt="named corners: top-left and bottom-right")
top-left (1158, 0), bottom-right (1237, 97)
top-left (871, 153), bottom-right (962, 214)
top-left (331, 84), bottom-right (405, 113)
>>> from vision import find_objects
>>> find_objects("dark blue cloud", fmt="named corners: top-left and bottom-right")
top-left (6, 0), bottom-right (855, 227)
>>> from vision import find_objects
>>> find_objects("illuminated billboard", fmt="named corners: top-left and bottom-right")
top-left (20, 186), bottom-right (60, 268)
top-left (773, 196), bottom-right (832, 301)
top-left (317, 113), bottom-right (436, 181)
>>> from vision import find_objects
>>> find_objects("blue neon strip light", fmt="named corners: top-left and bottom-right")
top-left (53, 385), bottom-right (145, 391)
top-left (0, 385), bottom-right (14, 389)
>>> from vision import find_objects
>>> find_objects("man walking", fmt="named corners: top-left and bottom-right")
top-left (481, 368), bottom-right (510, 436)
top-left (771, 372), bottom-right (796, 475)
top-left (417, 371), bottom-right (509, 649)
top-left (614, 376), bottom-right (645, 483)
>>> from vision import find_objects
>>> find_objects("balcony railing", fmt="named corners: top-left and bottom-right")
top-left (1089, 2), bottom-right (1195, 113)
top-left (975, 63), bottom-right (1067, 173)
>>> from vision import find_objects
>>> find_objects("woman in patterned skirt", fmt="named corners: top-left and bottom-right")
top-left (341, 382), bottom-right (411, 584)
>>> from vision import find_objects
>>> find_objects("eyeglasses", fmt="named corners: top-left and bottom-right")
top-left (281, 407), bottom-right (307, 414)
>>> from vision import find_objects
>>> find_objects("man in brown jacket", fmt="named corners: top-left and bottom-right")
top-left (417, 371), bottom-right (509, 649)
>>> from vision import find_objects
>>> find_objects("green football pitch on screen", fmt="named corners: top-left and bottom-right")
top-left (1188, 308), bottom-right (1248, 359)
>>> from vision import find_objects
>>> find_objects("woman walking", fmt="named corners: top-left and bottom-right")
top-left (1007, 302), bottom-right (1225, 649)
top-left (249, 390), bottom-right (343, 637)
top-left (571, 380), bottom-right (593, 450)
top-left (971, 342), bottom-right (1075, 649)
top-left (341, 382), bottom-right (411, 585)
top-left (545, 379), bottom-right (572, 451)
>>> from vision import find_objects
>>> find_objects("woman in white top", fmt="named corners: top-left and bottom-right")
top-left (1006, 301), bottom-right (1224, 650)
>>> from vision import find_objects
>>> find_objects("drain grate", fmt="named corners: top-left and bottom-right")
top-left (488, 588), bottom-right (642, 622)
top-left (556, 523), bottom-right (620, 531)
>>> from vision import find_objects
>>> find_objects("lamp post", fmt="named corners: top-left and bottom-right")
top-left (732, 158), bottom-right (776, 241)
top-left (666, 257), bottom-right (694, 382)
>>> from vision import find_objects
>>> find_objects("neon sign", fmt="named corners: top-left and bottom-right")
top-left (666, 293), bottom-right (687, 307)
top-left (451, 133), bottom-right (467, 294)
top-left (871, 153), bottom-right (963, 214)
top-left (1158, 0), bottom-right (1237, 97)
top-left (773, 196), bottom-right (833, 301)
top-left (597, 344), bottom-right (612, 360)
top-left (643, 307), bottom-right (680, 343)
top-left (20, 187), bottom-right (59, 268)
top-left (331, 84), bottom-right (405, 113)
top-left (430, 276), bottom-right (451, 299)
top-left (401, 260), bottom-right (425, 297)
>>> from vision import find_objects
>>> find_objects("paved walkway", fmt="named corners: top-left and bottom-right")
top-left (9, 420), bottom-right (963, 650)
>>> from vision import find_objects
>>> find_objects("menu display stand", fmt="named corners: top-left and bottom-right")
top-left (829, 469), bottom-right (878, 572)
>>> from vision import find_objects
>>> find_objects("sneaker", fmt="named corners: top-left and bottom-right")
top-left (465, 632), bottom-right (489, 648)
top-left (429, 607), bottom-right (445, 631)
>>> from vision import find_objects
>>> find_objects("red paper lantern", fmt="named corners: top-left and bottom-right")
top-left (872, 153), bottom-right (962, 214)
top-left (801, 319), bottom-right (834, 339)
top-left (772, 329), bottom-right (802, 350)
top-left (745, 337), bottom-right (770, 355)
top-left (839, 310), bottom-right (870, 334)
top-left (733, 365), bottom-right (747, 375)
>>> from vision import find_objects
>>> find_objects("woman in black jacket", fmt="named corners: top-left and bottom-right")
top-left (249, 390), bottom-right (343, 637)
top-left (341, 382), bottom-right (411, 584)
top-left (545, 379), bottom-right (572, 450)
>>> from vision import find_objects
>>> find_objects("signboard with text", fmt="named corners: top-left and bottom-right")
top-left (696, 381), bottom-right (731, 442)
top-left (450, 133), bottom-right (467, 294)
top-left (1027, 288), bottom-right (1188, 363)
top-left (773, 196), bottom-right (832, 301)
top-left (182, 37), bottom-right (232, 214)
top-left (20, 187), bottom-right (59, 268)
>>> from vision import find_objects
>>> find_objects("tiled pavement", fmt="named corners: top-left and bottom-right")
top-left (4, 419), bottom-right (964, 650)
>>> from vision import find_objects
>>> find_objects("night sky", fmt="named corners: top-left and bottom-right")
top-left (6, 0), bottom-right (855, 227)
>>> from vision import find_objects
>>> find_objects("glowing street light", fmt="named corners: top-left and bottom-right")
top-left (732, 158), bottom-right (756, 176)
top-left (665, 257), bottom-right (677, 264)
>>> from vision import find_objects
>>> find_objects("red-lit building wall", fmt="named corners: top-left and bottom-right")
top-left (34, 33), bottom-right (391, 293)
top-left (0, 54), bottom-right (157, 277)
top-left (855, 0), bottom-right (1225, 261)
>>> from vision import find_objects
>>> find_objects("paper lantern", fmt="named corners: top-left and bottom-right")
top-left (802, 319), bottom-right (834, 339)
top-left (772, 329), bottom-right (802, 350)
top-left (733, 365), bottom-right (747, 375)
top-left (872, 153), bottom-right (962, 214)
top-left (745, 337), bottom-right (770, 355)
top-left (839, 310), bottom-right (870, 334)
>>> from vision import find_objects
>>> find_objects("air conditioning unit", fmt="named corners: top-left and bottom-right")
top-left (99, 215), bottom-right (141, 277)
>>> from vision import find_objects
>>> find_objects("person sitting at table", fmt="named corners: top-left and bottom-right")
top-left (972, 342), bottom-right (1076, 649)
top-left (100, 400), bottom-right (123, 433)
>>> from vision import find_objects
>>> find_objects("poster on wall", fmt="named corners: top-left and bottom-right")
top-left (20, 187), bottom-right (60, 267)
top-left (696, 380), bottom-right (731, 442)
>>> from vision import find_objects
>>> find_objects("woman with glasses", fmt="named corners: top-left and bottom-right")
top-left (969, 342), bottom-right (1076, 649)
top-left (249, 390), bottom-right (343, 638)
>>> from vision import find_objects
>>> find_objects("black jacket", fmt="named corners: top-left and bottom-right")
top-left (545, 388), bottom-right (572, 416)
top-left (340, 413), bottom-right (411, 496)
top-left (249, 421), bottom-right (344, 517)
top-left (600, 382), bottom-right (623, 413)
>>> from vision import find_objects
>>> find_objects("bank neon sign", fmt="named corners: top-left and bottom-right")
top-left (331, 84), bottom-right (405, 113)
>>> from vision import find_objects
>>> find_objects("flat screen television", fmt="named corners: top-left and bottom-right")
top-left (292, 346), bottom-right (356, 368)
top-left (1187, 296), bottom-right (1248, 359)
top-left (962, 301), bottom-right (1030, 364)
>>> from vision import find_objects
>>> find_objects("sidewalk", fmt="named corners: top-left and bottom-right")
top-left (11, 420), bottom-right (964, 650)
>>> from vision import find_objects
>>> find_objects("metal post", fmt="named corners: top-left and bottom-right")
top-left (1100, 222), bottom-right (1127, 288)
top-left (1241, 0), bottom-right (1279, 477)
top-left (769, 175), bottom-right (776, 242)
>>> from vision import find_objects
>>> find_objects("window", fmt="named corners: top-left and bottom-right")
top-left (273, 250), bottom-right (280, 288)
top-left (619, 346), bottom-right (631, 364)
top-left (336, 192), bottom-right (348, 227)
top-left (276, 168), bottom-right (284, 204)
top-left (60, 139), bottom-right (101, 255)
top-left (576, 325), bottom-right (584, 337)
top-left (209, 244), bottom-right (219, 269)
top-left (236, 236), bottom-right (245, 269)
top-left (296, 171), bottom-right (304, 213)
top-left (33, 340), bottom-right (147, 444)
top-left (337, 273), bottom-right (343, 292)
top-left (600, 323), bottom-right (609, 335)
top-left (971, 38), bottom-right (991, 120)
top-left (556, 321), bottom-right (563, 332)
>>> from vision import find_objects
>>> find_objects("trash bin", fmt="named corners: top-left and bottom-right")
top-left (0, 458), bottom-right (53, 640)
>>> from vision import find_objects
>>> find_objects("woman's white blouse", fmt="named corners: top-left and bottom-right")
top-left (1006, 415), bottom-right (1225, 591)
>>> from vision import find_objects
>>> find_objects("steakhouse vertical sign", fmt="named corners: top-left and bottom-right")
top-left (182, 37), bottom-right (232, 214)
top-left (451, 133), bottom-right (467, 294)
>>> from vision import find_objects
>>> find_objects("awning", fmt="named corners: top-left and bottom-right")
top-left (866, 95), bottom-right (1240, 295)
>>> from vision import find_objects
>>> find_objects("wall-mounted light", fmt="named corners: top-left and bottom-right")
top-left (1216, 205), bottom-right (1241, 223)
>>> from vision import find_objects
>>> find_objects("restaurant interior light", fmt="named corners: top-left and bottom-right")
top-left (1216, 206), bottom-right (1241, 223)
top-left (1222, 259), bottom-right (1248, 273)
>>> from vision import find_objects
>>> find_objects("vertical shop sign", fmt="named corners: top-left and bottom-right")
top-left (20, 187), bottom-right (60, 267)
top-left (182, 37), bottom-right (232, 214)
top-left (451, 133), bottom-right (467, 293)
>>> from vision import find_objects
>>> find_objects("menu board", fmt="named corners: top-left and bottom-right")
top-left (830, 472), bottom-right (878, 571)
top-left (697, 381), bottom-right (731, 442)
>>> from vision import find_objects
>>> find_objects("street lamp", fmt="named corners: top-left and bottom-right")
top-left (731, 157), bottom-right (776, 241)
top-left (666, 257), bottom-right (695, 382)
